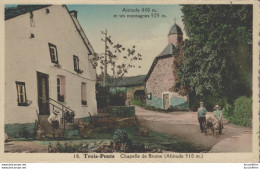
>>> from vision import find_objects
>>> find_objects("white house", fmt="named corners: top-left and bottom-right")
top-left (5, 5), bottom-right (97, 138)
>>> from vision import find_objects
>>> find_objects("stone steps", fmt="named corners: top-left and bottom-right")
top-left (38, 115), bottom-right (78, 138)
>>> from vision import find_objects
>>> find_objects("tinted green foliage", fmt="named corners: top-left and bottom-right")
top-left (131, 99), bottom-right (145, 107)
top-left (109, 94), bottom-right (126, 106)
top-left (113, 129), bottom-right (130, 144)
top-left (107, 106), bottom-right (135, 117)
top-left (46, 126), bottom-right (203, 152)
top-left (92, 127), bottom-right (203, 152)
top-left (178, 5), bottom-right (252, 110)
top-left (223, 96), bottom-right (252, 126)
top-left (96, 84), bottom-right (126, 107)
top-left (96, 83), bottom-right (110, 108)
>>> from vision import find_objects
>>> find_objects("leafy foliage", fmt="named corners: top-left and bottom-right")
top-left (48, 142), bottom-right (89, 153)
top-left (96, 83), bottom-right (110, 108)
top-left (172, 43), bottom-right (188, 96)
top-left (178, 5), bottom-right (252, 110)
top-left (113, 129), bottom-right (130, 144)
top-left (109, 94), bottom-right (126, 106)
top-left (223, 96), bottom-right (252, 127)
top-left (48, 126), bottom-right (203, 153)
top-left (131, 99), bottom-right (145, 107)
top-left (90, 33), bottom-right (142, 85)
top-left (96, 83), bottom-right (126, 107)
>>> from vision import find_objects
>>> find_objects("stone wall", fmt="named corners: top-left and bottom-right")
top-left (146, 56), bottom-right (187, 109)
top-left (168, 34), bottom-right (183, 47)
top-left (146, 57), bottom-right (175, 98)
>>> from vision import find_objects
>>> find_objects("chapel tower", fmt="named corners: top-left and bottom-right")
top-left (168, 22), bottom-right (183, 47)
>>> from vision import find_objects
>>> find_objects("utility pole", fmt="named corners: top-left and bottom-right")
top-left (101, 29), bottom-right (108, 86)
top-left (112, 63), bottom-right (116, 86)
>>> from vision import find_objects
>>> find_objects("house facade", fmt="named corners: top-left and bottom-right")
top-left (5, 5), bottom-right (97, 137)
top-left (145, 23), bottom-right (188, 110)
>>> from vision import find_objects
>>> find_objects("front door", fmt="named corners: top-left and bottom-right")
top-left (163, 94), bottom-right (170, 110)
top-left (37, 72), bottom-right (50, 115)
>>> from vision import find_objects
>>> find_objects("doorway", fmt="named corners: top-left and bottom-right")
top-left (37, 72), bottom-right (50, 115)
top-left (163, 93), bottom-right (170, 110)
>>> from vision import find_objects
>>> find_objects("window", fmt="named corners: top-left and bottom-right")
top-left (147, 93), bottom-right (152, 100)
top-left (73, 55), bottom-right (79, 71)
top-left (57, 76), bottom-right (65, 102)
top-left (81, 82), bottom-right (87, 105)
top-left (48, 43), bottom-right (58, 64)
top-left (16, 81), bottom-right (27, 106)
top-left (73, 55), bottom-right (83, 74)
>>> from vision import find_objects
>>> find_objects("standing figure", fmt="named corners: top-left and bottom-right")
top-left (213, 105), bottom-right (223, 134)
top-left (48, 109), bottom-right (61, 138)
top-left (197, 102), bottom-right (207, 133)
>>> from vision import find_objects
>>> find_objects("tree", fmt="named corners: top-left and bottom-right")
top-left (176, 5), bottom-right (252, 109)
top-left (90, 31), bottom-right (142, 86)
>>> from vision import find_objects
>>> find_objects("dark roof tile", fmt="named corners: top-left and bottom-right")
top-left (168, 23), bottom-right (183, 35)
top-left (5, 5), bottom-right (51, 20)
top-left (158, 43), bottom-right (177, 57)
top-left (116, 75), bottom-right (147, 87)
top-left (145, 44), bottom-right (177, 82)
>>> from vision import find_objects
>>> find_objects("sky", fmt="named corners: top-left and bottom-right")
top-left (6, 4), bottom-right (186, 77)
top-left (66, 5), bottom-right (186, 77)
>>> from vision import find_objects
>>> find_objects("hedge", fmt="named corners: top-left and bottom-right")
top-left (223, 96), bottom-right (252, 127)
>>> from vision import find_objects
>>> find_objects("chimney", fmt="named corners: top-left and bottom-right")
top-left (69, 10), bottom-right (77, 19)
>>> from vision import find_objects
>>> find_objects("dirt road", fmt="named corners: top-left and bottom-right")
top-left (135, 106), bottom-right (252, 152)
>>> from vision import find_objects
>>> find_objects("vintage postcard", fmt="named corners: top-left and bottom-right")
top-left (0, 0), bottom-right (259, 163)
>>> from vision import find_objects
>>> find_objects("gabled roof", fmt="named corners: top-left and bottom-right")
top-left (116, 75), bottom-right (147, 87)
top-left (5, 5), bottom-right (51, 20)
top-left (5, 5), bottom-right (95, 55)
top-left (145, 44), bottom-right (177, 82)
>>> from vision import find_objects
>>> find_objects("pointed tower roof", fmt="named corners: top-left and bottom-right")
top-left (168, 23), bottom-right (183, 35)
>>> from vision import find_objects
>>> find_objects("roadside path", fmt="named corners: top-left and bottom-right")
top-left (135, 106), bottom-right (252, 152)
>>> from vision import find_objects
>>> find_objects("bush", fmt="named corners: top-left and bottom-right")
top-left (144, 104), bottom-right (157, 110)
top-left (96, 84), bottom-right (126, 107)
top-left (109, 94), bottom-right (126, 106)
top-left (96, 84), bottom-right (109, 108)
top-left (223, 96), bottom-right (252, 127)
top-left (113, 129), bottom-right (130, 144)
top-left (168, 102), bottom-right (189, 111)
top-left (48, 142), bottom-right (89, 153)
top-left (131, 99), bottom-right (145, 107)
top-left (222, 102), bottom-right (233, 117)
top-left (189, 93), bottom-right (226, 111)
top-left (21, 126), bottom-right (30, 139)
top-left (232, 96), bottom-right (252, 126)
top-left (108, 106), bottom-right (135, 117)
